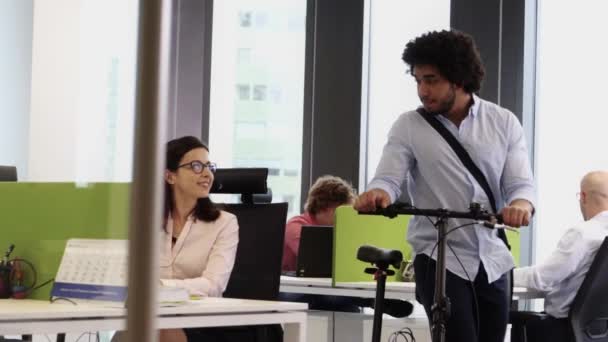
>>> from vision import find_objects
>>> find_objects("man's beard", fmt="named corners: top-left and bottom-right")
top-left (423, 87), bottom-right (456, 115)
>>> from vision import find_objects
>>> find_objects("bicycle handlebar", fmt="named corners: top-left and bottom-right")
top-left (358, 202), bottom-right (503, 225)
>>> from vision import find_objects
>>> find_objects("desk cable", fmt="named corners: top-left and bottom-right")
top-left (389, 327), bottom-right (416, 342)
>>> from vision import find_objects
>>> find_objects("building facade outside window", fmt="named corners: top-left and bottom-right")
top-left (361, 0), bottom-right (450, 191)
top-left (209, 0), bottom-right (307, 217)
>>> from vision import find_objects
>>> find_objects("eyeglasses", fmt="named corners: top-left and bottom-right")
top-left (177, 161), bottom-right (217, 174)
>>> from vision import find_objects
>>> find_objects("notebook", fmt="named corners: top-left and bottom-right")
top-left (295, 225), bottom-right (333, 277)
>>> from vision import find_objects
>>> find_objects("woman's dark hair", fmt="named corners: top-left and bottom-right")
top-left (401, 30), bottom-right (485, 94)
top-left (164, 136), bottom-right (220, 229)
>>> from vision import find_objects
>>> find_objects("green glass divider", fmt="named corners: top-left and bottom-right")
top-left (0, 183), bottom-right (130, 300)
top-left (507, 229), bottom-right (521, 267)
top-left (333, 206), bottom-right (412, 285)
top-left (332, 206), bottom-right (521, 286)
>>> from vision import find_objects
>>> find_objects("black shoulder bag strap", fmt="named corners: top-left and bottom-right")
top-left (416, 107), bottom-right (511, 250)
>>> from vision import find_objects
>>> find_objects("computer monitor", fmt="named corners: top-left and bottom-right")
top-left (0, 166), bottom-right (17, 181)
top-left (296, 225), bottom-right (333, 277)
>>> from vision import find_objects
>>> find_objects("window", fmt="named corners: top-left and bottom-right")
top-left (236, 47), bottom-right (252, 64)
top-left (255, 11), bottom-right (269, 29)
top-left (283, 194), bottom-right (295, 211)
top-left (236, 83), bottom-right (250, 100)
top-left (287, 12), bottom-right (305, 32)
top-left (284, 169), bottom-right (298, 177)
top-left (210, 0), bottom-right (307, 219)
top-left (252, 84), bottom-right (267, 101)
top-left (1, 0), bottom-right (142, 338)
top-left (269, 85), bottom-right (282, 104)
top-left (2, 0), bottom-right (138, 182)
top-left (361, 0), bottom-right (450, 189)
top-left (235, 121), bottom-right (266, 139)
top-left (534, 1), bottom-right (608, 264)
top-left (238, 11), bottom-right (252, 27)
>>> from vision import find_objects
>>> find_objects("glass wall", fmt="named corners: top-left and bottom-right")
top-left (0, 0), bottom-right (138, 340)
top-left (361, 0), bottom-right (450, 187)
top-left (534, 1), bottom-right (608, 262)
top-left (209, 0), bottom-right (307, 218)
top-left (0, 1), bottom-right (32, 177)
top-left (28, 0), bottom-right (137, 182)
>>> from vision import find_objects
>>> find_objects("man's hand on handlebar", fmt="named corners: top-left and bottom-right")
top-left (499, 199), bottom-right (534, 228)
top-left (354, 189), bottom-right (391, 212)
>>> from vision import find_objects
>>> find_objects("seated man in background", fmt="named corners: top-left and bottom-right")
top-left (282, 175), bottom-right (356, 272)
top-left (514, 170), bottom-right (608, 341)
top-left (280, 175), bottom-right (413, 317)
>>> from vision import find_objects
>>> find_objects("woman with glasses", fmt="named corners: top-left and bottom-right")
top-left (159, 135), bottom-right (239, 342)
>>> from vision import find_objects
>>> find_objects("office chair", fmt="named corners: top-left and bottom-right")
top-left (0, 166), bottom-right (17, 181)
top-left (510, 237), bottom-right (608, 342)
top-left (211, 168), bottom-right (286, 299)
top-left (222, 201), bottom-right (287, 300)
top-left (210, 168), bottom-right (288, 342)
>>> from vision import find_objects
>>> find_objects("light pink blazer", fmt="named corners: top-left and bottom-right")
top-left (160, 210), bottom-right (239, 297)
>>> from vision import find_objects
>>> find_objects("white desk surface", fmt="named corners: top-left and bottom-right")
top-left (280, 276), bottom-right (543, 300)
top-left (280, 276), bottom-right (332, 287)
top-left (0, 298), bottom-right (308, 342)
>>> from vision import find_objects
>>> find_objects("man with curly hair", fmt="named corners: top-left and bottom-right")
top-left (355, 30), bottom-right (536, 342)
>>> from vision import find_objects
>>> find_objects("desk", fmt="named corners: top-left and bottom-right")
top-left (0, 298), bottom-right (308, 342)
top-left (280, 277), bottom-right (543, 342)
top-left (280, 276), bottom-right (544, 300)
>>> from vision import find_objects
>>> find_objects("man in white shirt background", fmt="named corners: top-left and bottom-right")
top-left (515, 170), bottom-right (608, 341)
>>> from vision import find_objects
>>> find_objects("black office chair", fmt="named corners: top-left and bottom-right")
top-left (212, 168), bottom-right (286, 297)
top-left (222, 202), bottom-right (287, 300)
top-left (208, 168), bottom-right (288, 342)
top-left (511, 237), bottom-right (608, 342)
top-left (0, 166), bottom-right (17, 181)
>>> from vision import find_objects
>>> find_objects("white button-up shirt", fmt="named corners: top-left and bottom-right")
top-left (515, 211), bottom-right (608, 318)
top-left (368, 95), bottom-right (536, 282)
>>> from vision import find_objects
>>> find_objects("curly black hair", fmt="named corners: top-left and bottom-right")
top-left (401, 30), bottom-right (485, 94)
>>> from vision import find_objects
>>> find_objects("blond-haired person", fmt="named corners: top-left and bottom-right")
top-left (282, 175), bottom-right (356, 272)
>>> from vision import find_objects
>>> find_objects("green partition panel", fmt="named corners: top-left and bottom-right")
top-left (0, 183), bottom-right (130, 300)
top-left (333, 206), bottom-right (411, 285)
top-left (332, 206), bottom-right (521, 285)
top-left (507, 230), bottom-right (520, 267)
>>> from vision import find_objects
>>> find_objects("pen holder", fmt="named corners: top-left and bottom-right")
top-left (0, 263), bottom-right (12, 298)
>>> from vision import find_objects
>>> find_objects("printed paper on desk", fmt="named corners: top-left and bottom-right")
top-left (51, 239), bottom-right (191, 307)
top-left (51, 239), bottom-right (129, 303)
top-left (158, 286), bottom-right (190, 306)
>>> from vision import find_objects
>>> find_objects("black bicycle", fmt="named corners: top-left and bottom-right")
top-left (357, 202), bottom-right (503, 342)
